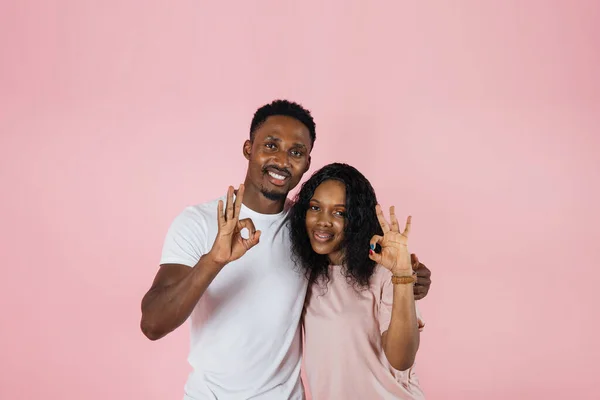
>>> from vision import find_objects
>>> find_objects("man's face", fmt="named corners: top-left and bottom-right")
top-left (244, 115), bottom-right (312, 201)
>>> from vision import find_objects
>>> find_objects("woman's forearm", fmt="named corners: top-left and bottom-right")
top-left (382, 278), bottom-right (420, 371)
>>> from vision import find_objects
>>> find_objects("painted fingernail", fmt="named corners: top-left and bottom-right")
top-left (369, 249), bottom-right (374, 255)
top-left (370, 244), bottom-right (375, 250)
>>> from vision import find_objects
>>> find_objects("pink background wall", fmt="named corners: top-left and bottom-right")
top-left (1, 1), bottom-right (599, 399)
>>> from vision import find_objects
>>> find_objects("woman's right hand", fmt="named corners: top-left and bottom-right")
top-left (208, 184), bottom-right (261, 266)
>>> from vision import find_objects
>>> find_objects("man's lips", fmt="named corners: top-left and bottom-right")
top-left (264, 166), bottom-right (290, 177)
top-left (267, 170), bottom-right (289, 181)
top-left (264, 167), bottom-right (291, 186)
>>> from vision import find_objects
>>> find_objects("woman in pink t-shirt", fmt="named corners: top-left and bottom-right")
top-left (288, 163), bottom-right (426, 400)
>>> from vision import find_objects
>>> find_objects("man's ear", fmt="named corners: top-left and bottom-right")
top-left (243, 140), bottom-right (252, 160)
top-left (305, 155), bottom-right (311, 172)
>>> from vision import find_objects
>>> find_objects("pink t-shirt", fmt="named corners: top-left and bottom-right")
top-left (302, 265), bottom-right (425, 400)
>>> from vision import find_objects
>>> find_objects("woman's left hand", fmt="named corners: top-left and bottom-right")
top-left (368, 205), bottom-right (412, 274)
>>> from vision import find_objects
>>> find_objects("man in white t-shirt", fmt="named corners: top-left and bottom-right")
top-left (140, 100), bottom-right (432, 399)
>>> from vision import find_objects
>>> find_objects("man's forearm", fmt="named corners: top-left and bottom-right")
top-left (383, 283), bottom-right (420, 371)
top-left (140, 254), bottom-right (225, 340)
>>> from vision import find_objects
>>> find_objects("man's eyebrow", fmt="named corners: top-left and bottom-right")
top-left (293, 143), bottom-right (308, 150)
top-left (264, 136), bottom-right (308, 151)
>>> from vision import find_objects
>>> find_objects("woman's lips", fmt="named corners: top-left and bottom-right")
top-left (312, 230), bottom-right (334, 242)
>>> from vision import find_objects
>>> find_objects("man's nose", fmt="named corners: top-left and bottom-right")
top-left (272, 151), bottom-right (291, 169)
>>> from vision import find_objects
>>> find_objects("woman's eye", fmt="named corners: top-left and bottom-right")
top-left (334, 211), bottom-right (346, 217)
top-left (309, 205), bottom-right (319, 211)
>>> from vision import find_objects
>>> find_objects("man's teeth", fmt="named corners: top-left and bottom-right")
top-left (268, 171), bottom-right (286, 180)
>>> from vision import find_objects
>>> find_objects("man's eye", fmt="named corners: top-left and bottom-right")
top-left (291, 150), bottom-right (303, 157)
top-left (265, 143), bottom-right (276, 149)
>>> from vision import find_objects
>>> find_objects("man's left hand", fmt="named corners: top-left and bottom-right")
top-left (412, 253), bottom-right (432, 300)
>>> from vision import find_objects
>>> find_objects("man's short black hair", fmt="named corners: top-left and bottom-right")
top-left (250, 99), bottom-right (316, 146)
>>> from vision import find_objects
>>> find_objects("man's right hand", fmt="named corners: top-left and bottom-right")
top-left (208, 184), bottom-right (261, 266)
top-left (141, 184), bottom-right (258, 340)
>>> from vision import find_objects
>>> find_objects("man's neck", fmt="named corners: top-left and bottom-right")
top-left (241, 181), bottom-right (287, 215)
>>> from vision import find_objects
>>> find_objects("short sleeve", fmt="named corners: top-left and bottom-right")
top-left (159, 207), bottom-right (209, 268)
top-left (378, 270), bottom-right (394, 335)
top-left (378, 268), bottom-right (426, 334)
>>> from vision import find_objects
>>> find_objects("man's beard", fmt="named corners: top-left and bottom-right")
top-left (260, 166), bottom-right (291, 201)
top-left (260, 186), bottom-right (288, 201)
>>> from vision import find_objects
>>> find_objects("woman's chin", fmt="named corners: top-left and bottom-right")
top-left (310, 243), bottom-right (333, 256)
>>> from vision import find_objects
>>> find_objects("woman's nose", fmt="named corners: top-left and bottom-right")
top-left (316, 213), bottom-right (333, 226)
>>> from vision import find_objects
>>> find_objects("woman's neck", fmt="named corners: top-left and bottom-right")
top-left (327, 250), bottom-right (344, 266)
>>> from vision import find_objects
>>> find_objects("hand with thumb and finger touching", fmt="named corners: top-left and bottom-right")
top-left (208, 184), bottom-right (261, 266)
top-left (368, 204), bottom-right (412, 275)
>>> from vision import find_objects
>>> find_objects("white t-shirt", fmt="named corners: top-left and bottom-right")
top-left (160, 196), bottom-right (307, 400)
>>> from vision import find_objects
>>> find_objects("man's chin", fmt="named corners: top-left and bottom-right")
top-left (260, 188), bottom-right (288, 201)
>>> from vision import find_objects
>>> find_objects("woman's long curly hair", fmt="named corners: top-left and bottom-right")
top-left (288, 162), bottom-right (383, 289)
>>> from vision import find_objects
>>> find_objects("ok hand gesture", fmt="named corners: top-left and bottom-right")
top-left (208, 184), bottom-right (261, 265)
top-left (368, 205), bottom-right (412, 274)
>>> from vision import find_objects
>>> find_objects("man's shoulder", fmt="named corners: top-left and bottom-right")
top-left (187, 196), bottom-right (224, 214)
top-left (174, 196), bottom-right (225, 226)
top-left (178, 196), bottom-right (294, 223)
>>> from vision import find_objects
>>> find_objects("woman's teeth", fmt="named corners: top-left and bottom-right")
top-left (315, 232), bottom-right (333, 240)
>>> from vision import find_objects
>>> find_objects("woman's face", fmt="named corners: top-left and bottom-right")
top-left (305, 179), bottom-right (347, 264)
